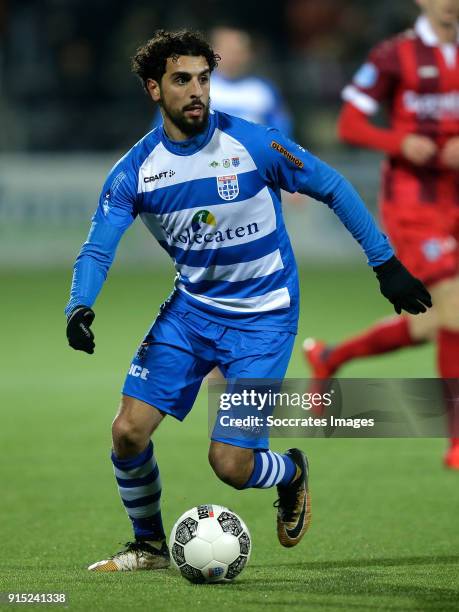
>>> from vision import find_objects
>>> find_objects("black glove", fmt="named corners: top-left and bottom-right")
top-left (66, 306), bottom-right (95, 354)
top-left (374, 256), bottom-right (432, 315)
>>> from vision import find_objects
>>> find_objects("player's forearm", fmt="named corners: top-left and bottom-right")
top-left (302, 158), bottom-right (394, 266)
top-left (338, 103), bottom-right (405, 156)
top-left (65, 254), bottom-right (109, 316)
top-left (65, 218), bottom-right (124, 317)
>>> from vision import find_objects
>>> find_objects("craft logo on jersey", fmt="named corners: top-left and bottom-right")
top-left (144, 169), bottom-right (176, 183)
top-left (191, 209), bottom-right (217, 232)
top-left (217, 174), bottom-right (239, 201)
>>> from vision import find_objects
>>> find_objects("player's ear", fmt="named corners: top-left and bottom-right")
top-left (146, 78), bottom-right (161, 103)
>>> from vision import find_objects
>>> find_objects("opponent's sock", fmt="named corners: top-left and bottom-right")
top-left (111, 441), bottom-right (165, 541)
top-left (327, 316), bottom-right (416, 370)
top-left (437, 328), bottom-right (459, 378)
top-left (242, 450), bottom-right (296, 489)
top-left (437, 329), bottom-right (459, 449)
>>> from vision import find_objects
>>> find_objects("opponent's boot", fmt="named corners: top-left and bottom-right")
top-left (302, 338), bottom-right (337, 378)
top-left (302, 338), bottom-right (337, 416)
top-left (274, 448), bottom-right (311, 548)
top-left (444, 441), bottom-right (459, 470)
top-left (88, 539), bottom-right (170, 571)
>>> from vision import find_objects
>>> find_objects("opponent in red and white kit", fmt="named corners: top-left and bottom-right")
top-left (304, 0), bottom-right (459, 468)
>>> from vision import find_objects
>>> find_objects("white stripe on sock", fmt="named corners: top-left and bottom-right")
top-left (118, 478), bottom-right (162, 502)
top-left (127, 500), bottom-right (161, 519)
top-left (256, 452), bottom-right (269, 485)
top-left (264, 452), bottom-right (280, 488)
top-left (113, 457), bottom-right (157, 481)
top-left (276, 454), bottom-right (286, 485)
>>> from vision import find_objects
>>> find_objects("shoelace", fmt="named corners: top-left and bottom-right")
top-left (111, 541), bottom-right (155, 558)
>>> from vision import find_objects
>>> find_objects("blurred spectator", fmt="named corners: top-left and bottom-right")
top-left (209, 26), bottom-right (292, 135)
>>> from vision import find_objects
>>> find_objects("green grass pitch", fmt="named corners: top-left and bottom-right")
top-left (1, 267), bottom-right (459, 611)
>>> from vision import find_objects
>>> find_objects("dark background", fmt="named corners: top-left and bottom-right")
top-left (0, 0), bottom-right (417, 152)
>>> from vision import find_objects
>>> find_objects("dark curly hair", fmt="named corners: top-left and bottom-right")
top-left (132, 29), bottom-right (219, 91)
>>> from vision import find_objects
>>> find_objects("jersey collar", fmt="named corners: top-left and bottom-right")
top-left (160, 110), bottom-right (216, 156)
top-left (415, 14), bottom-right (459, 46)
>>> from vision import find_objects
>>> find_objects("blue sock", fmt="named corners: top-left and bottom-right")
top-left (111, 441), bottom-right (165, 541)
top-left (242, 450), bottom-right (296, 489)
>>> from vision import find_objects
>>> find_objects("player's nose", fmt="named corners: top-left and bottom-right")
top-left (190, 77), bottom-right (203, 97)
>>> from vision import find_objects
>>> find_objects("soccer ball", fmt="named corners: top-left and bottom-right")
top-left (169, 504), bottom-right (251, 583)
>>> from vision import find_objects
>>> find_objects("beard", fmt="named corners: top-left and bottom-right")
top-left (160, 97), bottom-right (210, 138)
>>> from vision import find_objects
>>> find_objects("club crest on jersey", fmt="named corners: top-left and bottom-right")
top-left (231, 157), bottom-right (240, 167)
top-left (217, 174), bottom-right (239, 201)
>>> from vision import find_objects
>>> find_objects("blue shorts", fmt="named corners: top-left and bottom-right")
top-left (122, 306), bottom-right (295, 449)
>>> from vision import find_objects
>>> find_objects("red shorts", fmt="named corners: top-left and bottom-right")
top-left (381, 202), bottom-right (459, 286)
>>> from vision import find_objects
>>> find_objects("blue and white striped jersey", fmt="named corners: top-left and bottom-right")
top-left (66, 110), bottom-right (393, 332)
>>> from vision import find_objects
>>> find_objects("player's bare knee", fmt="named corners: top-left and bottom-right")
top-left (210, 456), bottom-right (246, 489)
top-left (208, 444), bottom-right (252, 489)
top-left (112, 414), bottom-right (148, 456)
top-left (111, 396), bottom-right (163, 457)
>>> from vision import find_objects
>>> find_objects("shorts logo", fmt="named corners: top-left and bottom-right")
top-left (136, 341), bottom-right (150, 360)
top-left (270, 141), bottom-right (304, 168)
top-left (128, 364), bottom-right (149, 380)
top-left (217, 174), bottom-right (239, 201)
